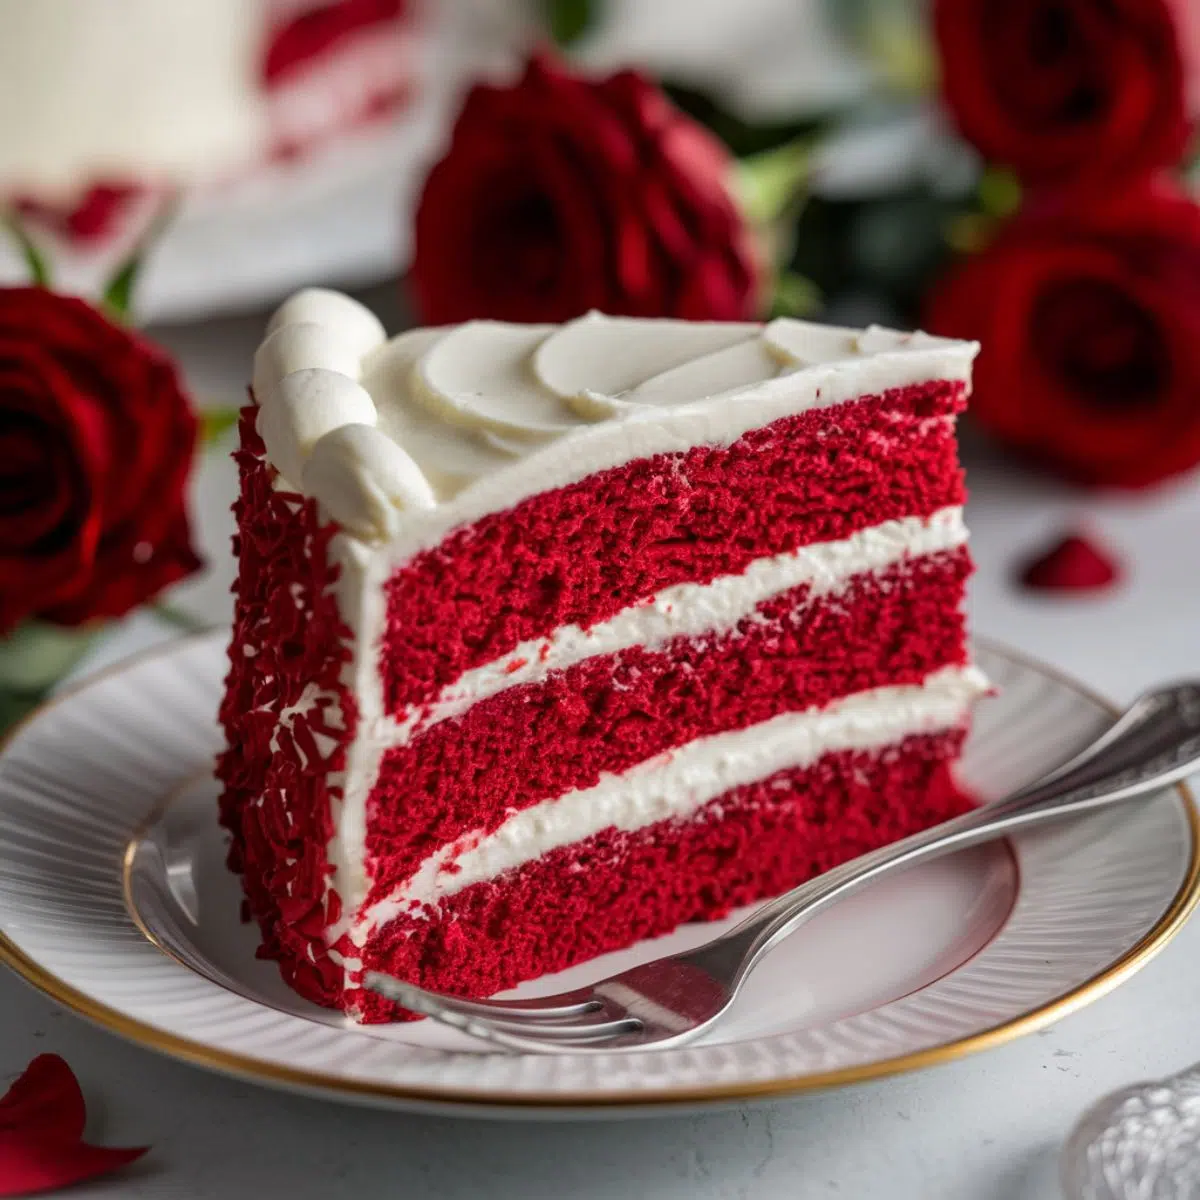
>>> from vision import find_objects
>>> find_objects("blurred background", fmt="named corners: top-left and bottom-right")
top-left (0, 0), bottom-right (1197, 720)
top-left (0, 0), bottom-right (985, 325)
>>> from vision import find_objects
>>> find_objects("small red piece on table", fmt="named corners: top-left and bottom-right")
top-left (0, 1055), bottom-right (147, 1197)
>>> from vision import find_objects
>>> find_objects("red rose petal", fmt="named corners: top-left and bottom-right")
top-left (0, 1133), bottom-right (146, 1198)
top-left (0, 1057), bottom-right (84, 1141)
top-left (0, 1056), bottom-right (148, 1197)
top-left (1017, 532), bottom-right (1123, 592)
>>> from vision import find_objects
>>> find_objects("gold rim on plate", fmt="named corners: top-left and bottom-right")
top-left (0, 633), bottom-right (1197, 1111)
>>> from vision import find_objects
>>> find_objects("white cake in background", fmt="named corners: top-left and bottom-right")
top-left (0, 0), bottom-right (268, 198)
top-left (0, 0), bottom-right (442, 319)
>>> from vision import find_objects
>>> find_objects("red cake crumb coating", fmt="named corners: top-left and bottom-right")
top-left (352, 730), bottom-right (970, 1021)
top-left (215, 408), bottom-right (354, 1007)
top-left (382, 381), bottom-right (967, 712)
top-left (365, 549), bottom-right (971, 902)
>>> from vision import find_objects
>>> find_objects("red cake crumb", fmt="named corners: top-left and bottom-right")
top-left (365, 548), bottom-right (971, 902)
top-left (381, 380), bottom-right (967, 712)
top-left (353, 729), bottom-right (971, 1021)
top-left (215, 407), bottom-right (355, 1008)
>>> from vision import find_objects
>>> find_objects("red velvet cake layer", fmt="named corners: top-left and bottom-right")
top-left (353, 729), bottom-right (971, 1021)
top-left (216, 412), bottom-right (351, 1008)
top-left (364, 548), bottom-right (971, 902)
top-left (382, 380), bottom-right (967, 712)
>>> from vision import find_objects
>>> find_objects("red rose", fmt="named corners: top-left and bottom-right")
top-left (411, 53), bottom-right (762, 325)
top-left (927, 179), bottom-right (1200, 488)
top-left (0, 288), bottom-right (201, 634)
top-left (934, 0), bottom-right (1199, 184)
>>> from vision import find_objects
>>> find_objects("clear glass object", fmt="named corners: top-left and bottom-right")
top-left (1062, 1066), bottom-right (1200, 1199)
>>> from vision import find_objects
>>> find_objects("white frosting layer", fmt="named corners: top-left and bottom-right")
top-left (359, 665), bottom-right (989, 934)
top-left (396, 507), bottom-right (968, 743)
top-left (253, 290), bottom-right (978, 561)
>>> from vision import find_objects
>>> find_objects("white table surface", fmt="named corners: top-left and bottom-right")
top-left (3, 286), bottom-right (1199, 1199)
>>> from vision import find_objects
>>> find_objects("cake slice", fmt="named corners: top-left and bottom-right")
top-left (217, 289), bottom-right (986, 1021)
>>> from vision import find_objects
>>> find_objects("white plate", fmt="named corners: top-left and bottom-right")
top-left (0, 635), bottom-right (1195, 1117)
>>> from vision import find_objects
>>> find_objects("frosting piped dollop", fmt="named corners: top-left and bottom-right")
top-left (257, 367), bottom-right (377, 488)
top-left (253, 321), bottom-right (361, 407)
top-left (532, 313), bottom-right (761, 414)
top-left (267, 288), bottom-right (386, 359)
top-left (302, 425), bottom-right (434, 540)
top-left (410, 322), bottom-right (587, 437)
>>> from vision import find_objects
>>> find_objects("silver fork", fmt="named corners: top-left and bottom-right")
top-left (364, 681), bottom-right (1200, 1054)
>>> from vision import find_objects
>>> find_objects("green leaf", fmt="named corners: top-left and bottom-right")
top-left (732, 139), bottom-right (811, 228)
top-left (0, 689), bottom-right (41, 737)
top-left (101, 255), bottom-right (140, 322)
top-left (150, 602), bottom-right (213, 635)
top-left (99, 191), bottom-right (180, 323)
top-left (0, 620), bottom-right (101, 694)
top-left (3, 216), bottom-right (50, 287)
top-left (1182, 140), bottom-right (1199, 192)
top-left (977, 168), bottom-right (1021, 219)
top-left (541, 0), bottom-right (598, 46)
top-left (769, 271), bottom-right (822, 319)
top-left (200, 406), bottom-right (240, 446)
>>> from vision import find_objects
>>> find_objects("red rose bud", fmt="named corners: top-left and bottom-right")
top-left (1017, 531), bottom-right (1122, 593)
top-left (0, 288), bottom-right (201, 634)
top-left (411, 52), bottom-right (763, 325)
top-left (934, 0), bottom-right (1199, 184)
top-left (927, 179), bottom-right (1200, 489)
top-left (0, 1054), bottom-right (148, 1196)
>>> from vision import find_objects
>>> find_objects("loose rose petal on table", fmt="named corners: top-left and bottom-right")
top-left (0, 1056), bottom-right (148, 1197)
top-left (0, 1057), bottom-right (84, 1142)
top-left (1017, 532), bottom-right (1122, 593)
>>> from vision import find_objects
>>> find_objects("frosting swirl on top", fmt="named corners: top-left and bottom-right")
top-left (252, 289), bottom-right (975, 544)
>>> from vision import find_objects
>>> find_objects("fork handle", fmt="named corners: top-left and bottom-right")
top-left (686, 680), bottom-right (1200, 986)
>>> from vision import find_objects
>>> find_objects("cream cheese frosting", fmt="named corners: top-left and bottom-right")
top-left (252, 289), bottom-right (978, 556)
